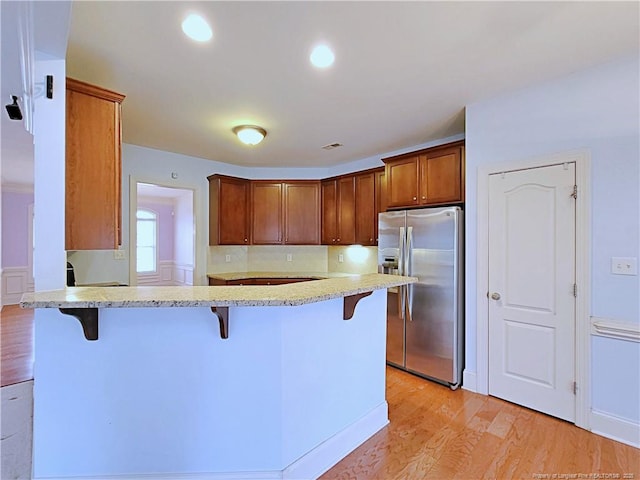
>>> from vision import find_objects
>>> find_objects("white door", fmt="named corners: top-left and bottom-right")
top-left (488, 163), bottom-right (576, 422)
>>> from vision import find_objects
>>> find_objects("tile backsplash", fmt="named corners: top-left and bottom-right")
top-left (328, 246), bottom-right (378, 274)
top-left (208, 245), bottom-right (378, 274)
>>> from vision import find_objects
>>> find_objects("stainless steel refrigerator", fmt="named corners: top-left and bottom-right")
top-left (378, 206), bottom-right (464, 389)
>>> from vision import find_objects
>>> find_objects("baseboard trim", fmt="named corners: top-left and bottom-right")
top-left (33, 403), bottom-right (389, 480)
top-left (283, 401), bottom-right (389, 480)
top-left (590, 409), bottom-right (640, 448)
top-left (462, 369), bottom-right (478, 393)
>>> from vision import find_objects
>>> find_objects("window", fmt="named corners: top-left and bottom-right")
top-left (136, 209), bottom-right (157, 273)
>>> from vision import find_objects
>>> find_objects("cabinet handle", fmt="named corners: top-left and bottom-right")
top-left (244, 238), bottom-right (248, 242)
top-left (413, 196), bottom-right (417, 201)
top-left (421, 196), bottom-right (426, 200)
top-left (332, 238), bottom-right (336, 242)
top-left (337, 238), bottom-right (341, 242)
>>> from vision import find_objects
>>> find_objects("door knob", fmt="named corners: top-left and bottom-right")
top-left (491, 292), bottom-right (501, 300)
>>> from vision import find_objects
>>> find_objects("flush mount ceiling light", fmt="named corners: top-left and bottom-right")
top-left (310, 44), bottom-right (335, 68)
top-left (233, 125), bottom-right (267, 146)
top-left (181, 13), bottom-right (213, 42)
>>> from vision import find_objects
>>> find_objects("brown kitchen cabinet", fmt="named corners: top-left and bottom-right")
top-left (354, 171), bottom-right (376, 246)
top-left (65, 78), bottom-right (125, 250)
top-left (250, 181), bottom-right (320, 245)
top-left (321, 176), bottom-right (355, 245)
top-left (283, 181), bottom-right (321, 245)
top-left (208, 175), bottom-right (250, 245)
top-left (383, 141), bottom-right (464, 209)
top-left (375, 168), bottom-right (387, 243)
top-left (251, 182), bottom-right (283, 244)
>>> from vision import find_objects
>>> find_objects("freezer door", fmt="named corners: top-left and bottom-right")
top-left (405, 207), bottom-right (462, 384)
top-left (378, 211), bottom-right (406, 367)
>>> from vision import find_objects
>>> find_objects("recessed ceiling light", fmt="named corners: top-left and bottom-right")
top-left (181, 13), bottom-right (213, 42)
top-left (233, 125), bottom-right (267, 146)
top-left (310, 44), bottom-right (335, 68)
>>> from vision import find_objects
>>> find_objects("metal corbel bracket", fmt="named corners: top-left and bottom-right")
top-left (211, 306), bottom-right (229, 339)
top-left (343, 291), bottom-right (373, 320)
top-left (59, 308), bottom-right (99, 340)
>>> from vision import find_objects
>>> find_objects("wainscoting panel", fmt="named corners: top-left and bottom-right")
top-left (136, 261), bottom-right (194, 286)
top-left (1, 267), bottom-right (34, 306)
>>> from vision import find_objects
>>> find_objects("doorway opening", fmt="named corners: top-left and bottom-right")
top-left (130, 182), bottom-right (195, 286)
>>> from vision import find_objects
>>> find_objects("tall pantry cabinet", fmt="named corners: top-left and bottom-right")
top-left (65, 78), bottom-right (125, 250)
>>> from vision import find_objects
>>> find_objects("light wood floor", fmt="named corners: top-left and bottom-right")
top-left (322, 367), bottom-right (640, 480)
top-left (1, 304), bottom-right (34, 387)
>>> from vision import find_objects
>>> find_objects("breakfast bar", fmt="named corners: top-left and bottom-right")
top-left (21, 273), bottom-right (415, 480)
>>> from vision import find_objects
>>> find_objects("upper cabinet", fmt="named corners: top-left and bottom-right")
top-left (374, 168), bottom-right (387, 242)
top-left (354, 172), bottom-right (376, 246)
top-left (383, 141), bottom-right (464, 209)
top-left (283, 182), bottom-right (320, 245)
top-left (321, 176), bottom-right (355, 245)
top-left (209, 177), bottom-right (320, 246)
top-left (251, 181), bottom-right (321, 245)
top-left (65, 78), bottom-right (125, 250)
top-left (251, 182), bottom-right (283, 245)
top-left (208, 175), bottom-right (250, 245)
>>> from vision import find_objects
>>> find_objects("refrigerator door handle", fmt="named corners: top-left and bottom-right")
top-left (398, 227), bottom-right (406, 276)
top-left (406, 226), bottom-right (413, 321)
top-left (398, 227), bottom-right (406, 316)
top-left (405, 226), bottom-right (413, 277)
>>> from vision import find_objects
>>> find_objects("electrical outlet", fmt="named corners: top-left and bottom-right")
top-left (611, 257), bottom-right (638, 275)
top-left (114, 250), bottom-right (126, 260)
top-left (225, 254), bottom-right (231, 263)
top-left (338, 254), bottom-right (344, 263)
top-left (286, 253), bottom-right (293, 262)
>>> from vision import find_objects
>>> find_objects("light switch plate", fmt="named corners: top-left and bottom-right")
top-left (338, 254), bottom-right (344, 263)
top-left (225, 255), bottom-right (231, 263)
top-left (286, 254), bottom-right (292, 262)
top-left (611, 257), bottom-right (637, 275)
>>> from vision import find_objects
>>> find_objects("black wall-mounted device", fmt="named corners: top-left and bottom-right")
top-left (5, 96), bottom-right (22, 120)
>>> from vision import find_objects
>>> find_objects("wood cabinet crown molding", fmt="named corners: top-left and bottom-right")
top-left (67, 78), bottom-right (125, 104)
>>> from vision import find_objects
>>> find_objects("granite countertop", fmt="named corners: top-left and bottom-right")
top-left (20, 273), bottom-right (416, 309)
top-left (207, 271), bottom-right (354, 281)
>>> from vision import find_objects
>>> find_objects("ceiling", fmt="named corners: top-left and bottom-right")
top-left (3, 1), bottom-right (639, 184)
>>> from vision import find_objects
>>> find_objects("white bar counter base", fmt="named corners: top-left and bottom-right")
top-left (21, 274), bottom-right (415, 480)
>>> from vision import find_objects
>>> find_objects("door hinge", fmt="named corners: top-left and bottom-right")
top-left (572, 381), bottom-right (577, 395)
top-left (570, 185), bottom-right (577, 199)
top-left (573, 284), bottom-right (577, 297)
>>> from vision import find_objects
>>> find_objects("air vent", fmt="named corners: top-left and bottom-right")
top-left (321, 143), bottom-right (343, 150)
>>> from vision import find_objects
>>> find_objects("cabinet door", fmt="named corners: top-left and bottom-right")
top-left (385, 156), bottom-right (419, 208)
top-left (374, 169), bottom-right (387, 244)
top-left (251, 182), bottom-right (283, 244)
top-left (66, 80), bottom-right (125, 250)
top-left (321, 180), bottom-right (338, 245)
top-left (355, 172), bottom-right (376, 246)
top-left (419, 146), bottom-right (462, 205)
top-left (284, 182), bottom-right (320, 245)
top-left (209, 175), bottom-right (249, 245)
top-left (337, 176), bottom-right (356, 245)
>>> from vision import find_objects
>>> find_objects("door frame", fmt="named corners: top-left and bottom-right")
top-left (128, 176), bottom-right (199, 287)
top-left (475, 149), bottom-right (591, 429)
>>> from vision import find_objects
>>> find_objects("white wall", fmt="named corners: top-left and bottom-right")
top-left (465, 55), bottom-right (639, 435)
top-left (33, 57), bottom-right (66, 292)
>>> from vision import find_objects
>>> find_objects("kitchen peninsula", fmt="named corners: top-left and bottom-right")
top-left (21, 274), bottom-right (415, 480)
